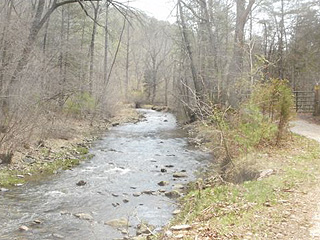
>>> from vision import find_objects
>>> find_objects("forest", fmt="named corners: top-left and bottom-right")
top-left (1, 0), bottom-right (320, 239)
top-left (0, 0), bottom-right (319, 156)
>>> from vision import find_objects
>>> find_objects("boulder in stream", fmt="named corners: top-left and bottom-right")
top-left (19, 225), bottom-right (29, 231)
top-left (76, 180), bottom-right (86, 186)
top-left (112, 122), bottom-right (120, 127)
top-left (105, 217), bottom-right (129, 228)
top-left (142, 190), bottom-right (155, 195)
top-left (173, 184), bottom-right (185, 190)
top-left (33, 219), bottom-right (42, 224)
top-left (173, 172), bottom-right (188, 178)
top-left (158, 181), bottom-right (169, 186)
top-left (52, 233), bottom-right (65, 239)
top-left (165, 190), bottom-right (182, 199)
top-left (74, 213), bottom-right (93, 221)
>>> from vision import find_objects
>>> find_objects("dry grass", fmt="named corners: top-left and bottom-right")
top-left (159, 135), bottom-right (320, 239)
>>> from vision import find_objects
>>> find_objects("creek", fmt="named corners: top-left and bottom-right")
top-left (0, 109), bottom-right (211, 240)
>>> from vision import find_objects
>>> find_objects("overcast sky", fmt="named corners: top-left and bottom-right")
top-left (127, 0), bottom-right (176, 22)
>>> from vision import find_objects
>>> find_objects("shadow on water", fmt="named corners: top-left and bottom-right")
top-left (0, 109), bottom-right (212, 240)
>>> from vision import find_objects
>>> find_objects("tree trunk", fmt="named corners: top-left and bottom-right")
top-left (59, 6), bottom-right (65, 84)
top-left (89, 1), bottom-right (100, 95)
top-left (177, 0), bottom-right (201, 98)
top-left (5, 0), bottom-right (103, 111)
top-left (0, 0), bottom-right (13, 98)
top-left (103, 2), bottom-right (109, 86)
top-left (278, 0), bottom-right (285, 79)
top-left (226, 0), bottom-right (255, 106)
top-left (42, 17), bottom-right (50, 55)
top-left (64, 5), bottom-right (70, 83)
top-left (125, 22), bottom-right (130, 101)
top-left (80, 15), bottom-right (87, 89)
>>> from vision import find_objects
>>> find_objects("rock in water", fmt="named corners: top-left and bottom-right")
top-left (173, 172), bottom-right (188, 178)
top-left (165, 191), bottom-right (182, 199)
top-left (142, 190), bottom-right (155, 195)
top-left (19, 225), bottom-right (29, 231)
top-left (74, 213), bottom-right (93, 221)
top-left (76, 180), bottom-right (86, 186)
top-left (165, 165), bottom-right (174, 168)
top-left (33, 219), bottom-right (42, 224)
top-left (52, 233), bottom-right (65, 239)
top-left (105, 218), bottom-right (129, 228)
top-left (173, 184), bottom-right (185, 190)
top-left (158, 181), bottom-right (169, 186)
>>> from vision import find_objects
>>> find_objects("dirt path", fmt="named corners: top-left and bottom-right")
top-left (291, 120), bottom-right (320, 239)
top-left (291, 120), bottom-right (320, 142)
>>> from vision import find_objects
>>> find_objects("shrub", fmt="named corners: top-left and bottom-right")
top-left (205, 79), bottom-right (294, 182)
top-left (128, 90), bottom-right (145, 108)
top-left (64, 92), bottom-right (96, 117)
top-left (234, 103), bottom-right (278, 151)
top-left (249, 79), bottom-right (295, 143)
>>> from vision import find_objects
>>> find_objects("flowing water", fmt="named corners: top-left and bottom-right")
top-left (0, 109), bottom-right (211, 240)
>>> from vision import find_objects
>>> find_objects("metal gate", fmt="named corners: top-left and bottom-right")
top-left (293, 91), bottom-right (315, 113)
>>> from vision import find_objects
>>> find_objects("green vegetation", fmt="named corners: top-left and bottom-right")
top-left (76, 146), bottom-right (89, 155)
top-left (0, 146), bottom-right (92, 188)
top-left (233, 79), bottom-right (294, 152)
top-left (160, 80), bottom-right (314, 238)
top-left (168, 136), bottom-right (320, 238)
top-left (64, 92), bottom-right (96, 116)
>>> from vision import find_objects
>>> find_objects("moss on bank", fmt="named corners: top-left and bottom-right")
top-left (0, 145), bottom-right (93, 188)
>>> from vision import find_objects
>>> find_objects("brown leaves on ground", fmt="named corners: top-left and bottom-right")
top-left (162, 136), bottom-right (320, 239)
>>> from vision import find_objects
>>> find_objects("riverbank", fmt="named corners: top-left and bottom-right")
top-left (0, 108), bottom-right (212, 240)
top-left (158, 121), bottom-right (320, 239)
top-left (0, 107), bottom-right (141, 188)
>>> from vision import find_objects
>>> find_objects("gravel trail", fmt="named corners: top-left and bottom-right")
top-left (291, 119), bottom-right (320, 239)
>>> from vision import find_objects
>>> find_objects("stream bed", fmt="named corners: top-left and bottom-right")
top-left (0, 109), bottom-right (211, 240)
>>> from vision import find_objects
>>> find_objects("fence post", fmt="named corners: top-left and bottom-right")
top-left (315, 84), bottom-right (320, 116)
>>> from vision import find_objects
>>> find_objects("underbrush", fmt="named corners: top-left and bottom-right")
top-left (157, 79), bottom-right (316, 239)
top-left (166, 136), bottom-right (320, 239)
top-left (190, 79), bottom-right (296, 183)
